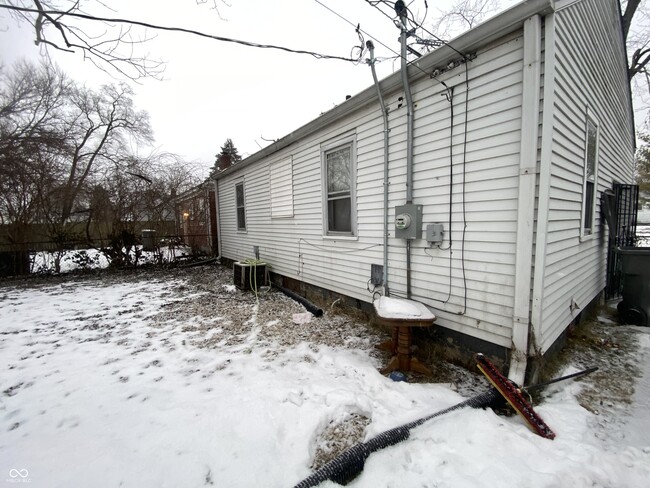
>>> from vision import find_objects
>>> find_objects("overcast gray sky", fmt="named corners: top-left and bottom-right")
top-left (0, 0), bottom-right (517, 175)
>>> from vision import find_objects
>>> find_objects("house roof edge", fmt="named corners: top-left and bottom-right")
top-left (213, 0), bottom-right (555, 180)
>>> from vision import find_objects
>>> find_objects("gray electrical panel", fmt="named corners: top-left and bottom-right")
top-left (426, 223), bottom-right (444, 244)
top-left (394, 204), bottom-right (423, 240)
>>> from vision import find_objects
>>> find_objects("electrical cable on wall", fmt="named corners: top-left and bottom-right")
top-left (459, 62), bottom-right (470, 315)
top-left (360, 0), bottom-right (470, 312)
top-left (422, 84), bottom-right (456, 305)
top-left (297, 238), bottom-right (382, 287)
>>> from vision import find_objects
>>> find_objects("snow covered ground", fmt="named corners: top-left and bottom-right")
top-left (1, 267), bottom-right (649, 487)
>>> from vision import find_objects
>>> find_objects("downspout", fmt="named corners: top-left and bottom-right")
top-left (509, 15), bottom-right (542, 385)
top-left (531, 12), bottom-right (557, 374)
top-left (366, 40), bottom-right (391, 297)
top-left (212, 178), bottom-right (222, 262)
top-left (398, 4), bottom-right (415, 299)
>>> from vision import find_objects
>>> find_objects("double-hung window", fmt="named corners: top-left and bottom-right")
top-left (581, 112), bottom-right (599, 238)
top-left (322, 137), bottom-right (356, 236)
top-left (235, 182), bottom-right (246, 231)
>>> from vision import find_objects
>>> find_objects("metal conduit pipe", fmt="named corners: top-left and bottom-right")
top-left (366, 40), bottom-right (391, 296)
top-left (398, 7), bottom-right (415, 298)
top-left (399, 12), bottom-right (415, 204)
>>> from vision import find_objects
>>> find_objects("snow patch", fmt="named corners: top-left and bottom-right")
top-left (374, 296), bottom-right (435, 320)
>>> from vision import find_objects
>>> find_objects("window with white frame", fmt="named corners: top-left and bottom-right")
top-left (322, 137), bottom-right (356, 236)
top-left (235, 182), bottom-right (246, 231)
top-left (581, 113), bottom-right (599, 237)
top-left (270, 157), bottom-right (293, 218)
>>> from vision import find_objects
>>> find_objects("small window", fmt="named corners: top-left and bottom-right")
top-left (235, 182), bottom-right (246, 231)
top-left (322, 138), bottom-right (356, 236)
top-left (581, 114), bottom-right (599, 237)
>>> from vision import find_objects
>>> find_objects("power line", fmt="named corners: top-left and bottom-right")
top-left (407, 12), bottom-right (466, 58)
top-left (365, 0), bottom-right (467, 59)
top-left (0, 3), bottom-right (364, 63)
top-left (312, 0), bottom-right (401, 62)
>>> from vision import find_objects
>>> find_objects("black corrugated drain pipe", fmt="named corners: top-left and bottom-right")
top-left (272, 283), bottom-right (324, 317)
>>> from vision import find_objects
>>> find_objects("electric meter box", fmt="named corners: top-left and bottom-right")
top-left (394, 204), bottom-right (423, 240)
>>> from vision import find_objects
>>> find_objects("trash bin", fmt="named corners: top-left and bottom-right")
top-left (141, 229), bottom-right (157, 252)
top-left (617, 247), bottom-right (650, 326)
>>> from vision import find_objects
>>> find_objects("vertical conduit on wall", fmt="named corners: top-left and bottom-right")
top-left (398, 5), bottom-right (415, 299)
top-left (366, 40), bottom-right (391, 296)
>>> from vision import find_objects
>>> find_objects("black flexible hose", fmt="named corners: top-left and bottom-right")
top-left (292, 389), bottom-right (501, 487)
top-left (273, 283), bottom-right (324, 317)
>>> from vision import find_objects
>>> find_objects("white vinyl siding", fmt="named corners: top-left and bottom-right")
top-left (270, 157), bottom-right (293, 218)
top-left (217, 32), bottom-right (527, 349)
top-left (534, 0), bottom-right (634, 352)
top-left (216, 1), bottom-right (634, 353)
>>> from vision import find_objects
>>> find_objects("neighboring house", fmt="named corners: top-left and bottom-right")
top-left (212, 0), bottom-right (635, 382)
top-left (175, 182), bottom-right (218, 255)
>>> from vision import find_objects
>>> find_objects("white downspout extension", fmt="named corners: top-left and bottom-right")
top-left (509, 15), bottom-right (542, 385)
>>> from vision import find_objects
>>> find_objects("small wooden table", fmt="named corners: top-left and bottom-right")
top-left (374, 297), bottom-right (436, 376)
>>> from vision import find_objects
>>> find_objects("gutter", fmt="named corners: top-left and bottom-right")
top-left (509, 14), bottom-right (543, 385)
top-left (213, 0), bottom-right (556, 182)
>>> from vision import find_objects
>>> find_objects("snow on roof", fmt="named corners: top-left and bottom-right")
top-left (374, 296), bottom-right (436, 321)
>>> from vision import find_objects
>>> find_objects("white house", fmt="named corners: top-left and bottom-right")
top-left (212, 0), bottom-right (635, 383)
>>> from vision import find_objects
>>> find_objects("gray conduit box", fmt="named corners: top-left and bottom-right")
top-left (426, 223), bottom-right (444, 245)
top-left (395, 204), bottom-right (423, 240)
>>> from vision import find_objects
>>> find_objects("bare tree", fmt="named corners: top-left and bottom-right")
top-left (431, 0), bottom-right (502, 39)
top-left (430, 0), bottom-right (650, 124)
top-left (86, 152), bottom-right (201, 266)
top-left (0, 61), bottom-right (70, 239)
top-left (1, 60), bottom-right (200, 272)
top-left (622, 0), bottom-right (650, 123)
top-left (1, 1), bottom-right (231, 80)
top-left (52, 81), bottom-right (153, 227)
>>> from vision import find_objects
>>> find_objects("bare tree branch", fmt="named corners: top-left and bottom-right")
top-left (622, 0), bottom-right (642, 42)
top-left (431, 0), bottom-right (501, 39)
top-left (1, 1), bottom-right (362, 82)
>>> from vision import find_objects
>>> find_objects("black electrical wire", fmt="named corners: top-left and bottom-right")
top-left (366, 0), bottom-right (466, 60)
top-left (460, 61), bottom-right (470, 315)
top-left (312, 0), bottom-right (399, 63)
top-left (438, 86), bottom-right (454, 253)
top-left (363, 0), bottom-right (468, 91)
top-left (427, 85), bottom-right (455, 305)
top-left (405, 8), bottom-right (467, 59)
top-left (1, 4), bottom-right (364, 63)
